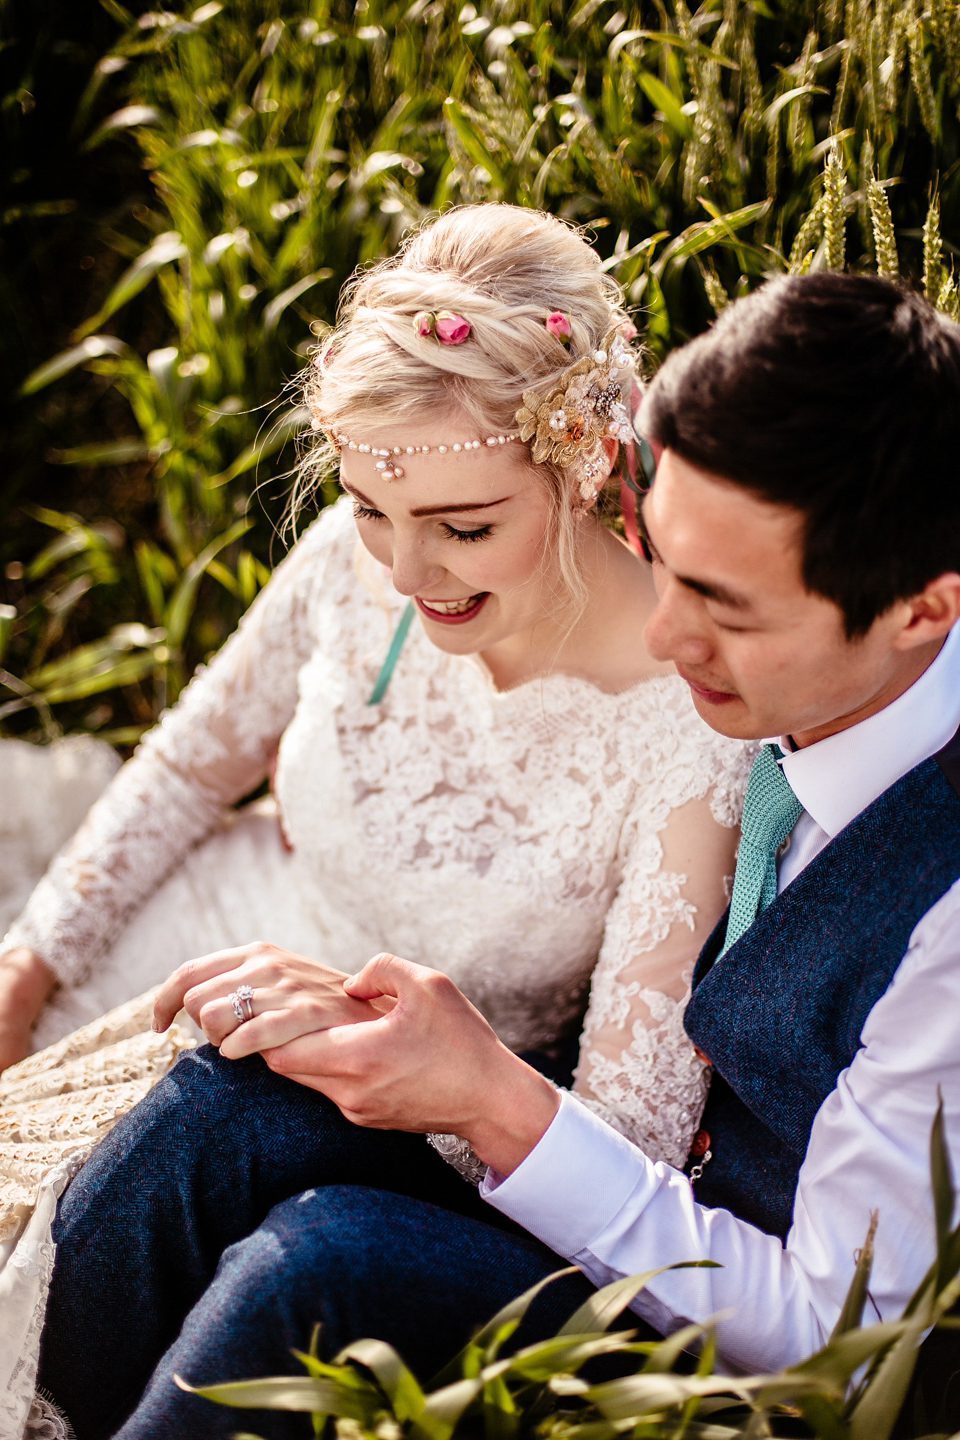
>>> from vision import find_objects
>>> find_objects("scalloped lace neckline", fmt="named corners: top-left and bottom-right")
top-left (424, 629), bottom-right (688, 707)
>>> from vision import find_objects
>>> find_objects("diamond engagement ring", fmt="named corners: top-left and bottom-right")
top-left (230, 985), bottom-right (255, 1024)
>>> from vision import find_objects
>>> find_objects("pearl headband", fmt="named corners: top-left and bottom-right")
top-left (327, 430), bottom-right (520, 480)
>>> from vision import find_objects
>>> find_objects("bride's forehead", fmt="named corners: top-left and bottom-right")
top-left (339, 439), bottom-right (536, 509)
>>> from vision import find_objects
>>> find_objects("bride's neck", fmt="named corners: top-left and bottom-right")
top-left (479, 521), bottom-right (674, 694)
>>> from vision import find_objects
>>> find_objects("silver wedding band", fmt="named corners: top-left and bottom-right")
top-left (229, 985), bottom-right (255, 1024)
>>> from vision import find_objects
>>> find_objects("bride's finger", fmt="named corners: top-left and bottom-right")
top-left (153, 943), bottom-right (272, 1031)
top-left (216, 1004), bottom-right (336, 1060)
top-left (215, 984), bottom-right (381, 1058)
top-left (180, 967), bottom-right (268, 1030)
top-left (193, 990), bottom-right (259, 1047)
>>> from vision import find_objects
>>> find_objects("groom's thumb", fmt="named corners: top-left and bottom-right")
top-left (344, 951), bottom-right (415, 1002)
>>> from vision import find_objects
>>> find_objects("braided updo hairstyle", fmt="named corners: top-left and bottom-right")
top-left (298, 204), bottom-right (639, 610)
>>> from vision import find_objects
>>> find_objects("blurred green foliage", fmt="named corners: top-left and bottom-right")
top-left (2, 0), bottom-right (959, 742)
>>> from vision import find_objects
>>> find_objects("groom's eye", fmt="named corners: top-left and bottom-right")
top-left (635, 513), bottom-right (658, 565)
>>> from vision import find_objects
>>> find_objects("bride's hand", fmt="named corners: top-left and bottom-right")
top-left (153, 942), bottom-right (393, 1059)
top-left (0, 948), bottom-right (56, 1073)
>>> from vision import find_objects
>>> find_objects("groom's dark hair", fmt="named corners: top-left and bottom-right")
top-left (641, 272), bottom-right (960, 636)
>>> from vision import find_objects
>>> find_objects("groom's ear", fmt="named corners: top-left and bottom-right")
top-left (891, 573), bottom-right (960, 650)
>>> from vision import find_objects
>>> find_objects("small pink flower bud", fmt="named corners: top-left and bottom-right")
top-left (414, 311), bottom-right (436, 337)
top-left (434, 311), bottom-right (471, 344)
top-left (621, 320), bottom-right (638, 340)
top-left (545, 311), bottom-right (572, 346)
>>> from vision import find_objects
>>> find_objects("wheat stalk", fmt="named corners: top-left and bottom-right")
top-left (864, 14), bottom-right (881, 129)
top-left (885, 11), bottom-right (909, 110)
top-left (823, 144), bottom-right (847, 270)
top-left (830, 42), bottom-right (852, 133)
top-left (908, 21), bottom-right (939, 140)
top-left (867, 177), bottom-right (900, 278)
top-left (937, 272), bottom-right (960, 321)
top-left (788, 196), bottom-right (823, 272)
top-left (701, 259), bottom-right (729, 315)
top-left (858, 132), bottom-right (875, 258)
top-left (923, 191), bottom-right (944, 301)
top-left (791, 30), bottom-right (819, 158)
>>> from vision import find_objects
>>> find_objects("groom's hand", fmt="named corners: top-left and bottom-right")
top-left (262, 952), bottom-right (561, 1178)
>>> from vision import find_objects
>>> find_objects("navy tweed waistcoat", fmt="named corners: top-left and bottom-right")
top-left (683, 719), bottom-right (960, 1241)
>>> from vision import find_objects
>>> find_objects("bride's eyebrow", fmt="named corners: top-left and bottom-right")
top-left (340, 479), bottom-right (513, 517)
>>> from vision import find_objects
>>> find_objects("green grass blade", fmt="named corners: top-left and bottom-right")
top-left (19, 337), bottom-right (128, 396)
top-left (430, 1267), bottom-right (578, 1389)
top-left (174, 1372), bottom-right (374, 1416)
top-left (831, 1213), bottom-right (878, 1339)
top-left (638, 72), bottom-right (693, 138)
top-left (333, 1337), bottom-right (426, 1423)
top-left (559, 1263), bottom-right (718, 1338)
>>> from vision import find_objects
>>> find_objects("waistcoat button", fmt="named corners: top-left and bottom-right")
top-left (693, 1045), bottom-right (712, 1066)
top-left (690, 1128), bottom-right (711, 1157)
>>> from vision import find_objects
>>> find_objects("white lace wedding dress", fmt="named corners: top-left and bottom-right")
top-left (0, 496), bottom-right (749, 1438)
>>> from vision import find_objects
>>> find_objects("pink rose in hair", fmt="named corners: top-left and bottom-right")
top-left (546, 311), bottom-right (572, 346)
top-left (434, 311), bottom-right (471, 344)
top-left (414, 310), bottom-right (436, 337)
top-left (621, 320), bottom-right (638, 340)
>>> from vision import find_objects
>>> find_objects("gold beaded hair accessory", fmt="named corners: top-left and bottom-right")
top-left (514, 323), bottom-right (638, 500)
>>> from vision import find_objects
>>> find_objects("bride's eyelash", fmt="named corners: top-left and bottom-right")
top-left (442, 523), bottom-right (493, 544)
top-left (352, 501), bottom-right (491, 544)
top-left (351, 501), bottom-right (383, 522)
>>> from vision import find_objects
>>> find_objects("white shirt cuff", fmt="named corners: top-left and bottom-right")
top-left (479, 1090), bottom-right (661, 1257)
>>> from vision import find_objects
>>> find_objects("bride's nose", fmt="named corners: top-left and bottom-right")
top-left (388, 532), bottom-right (448, 597)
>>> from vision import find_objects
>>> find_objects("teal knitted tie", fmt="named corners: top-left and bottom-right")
top-left (720, 744), bottom-right (803, 957)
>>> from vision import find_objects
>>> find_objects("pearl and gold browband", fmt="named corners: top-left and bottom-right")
top-left (327, 431), bottom-right (520, 481)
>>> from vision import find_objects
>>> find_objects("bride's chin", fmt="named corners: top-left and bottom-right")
top-left (423, 623), bottom-right (490, 654)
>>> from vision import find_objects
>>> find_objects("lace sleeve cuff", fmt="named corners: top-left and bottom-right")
top-left (426, 1132), bottom-right (489, 1187)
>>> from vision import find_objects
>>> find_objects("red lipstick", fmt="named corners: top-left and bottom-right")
top-left (416, 593), bottom-right (490, 626)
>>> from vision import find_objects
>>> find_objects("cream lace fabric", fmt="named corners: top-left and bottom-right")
top-left (0, 497), bottom-right (748, 1433)
top-left (0, 991), bottom-right (196, 1440)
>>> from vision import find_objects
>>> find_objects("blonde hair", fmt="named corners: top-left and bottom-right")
top-left (297, 204), bottom-right (638, 610)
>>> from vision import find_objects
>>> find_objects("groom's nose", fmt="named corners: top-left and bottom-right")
top-left (643, 582), bottom-right (713, 666)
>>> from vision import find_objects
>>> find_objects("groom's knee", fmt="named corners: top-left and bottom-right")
top-left (246, 1186), bottom-right (598, 1370)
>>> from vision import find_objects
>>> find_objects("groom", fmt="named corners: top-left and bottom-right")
top-left (41, 273), bottom-right (960, 1430)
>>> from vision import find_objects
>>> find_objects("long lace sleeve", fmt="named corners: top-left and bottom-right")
top-left (2, 510), bottom-right (341, 986)
top-left (572, 786), bottom-right (740, 1169)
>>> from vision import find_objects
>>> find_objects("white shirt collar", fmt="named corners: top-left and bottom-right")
top-left (778, 622), bottom-right (960, 839)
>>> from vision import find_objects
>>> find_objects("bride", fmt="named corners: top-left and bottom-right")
top-left (2, 204), bottom-right (746, 1435)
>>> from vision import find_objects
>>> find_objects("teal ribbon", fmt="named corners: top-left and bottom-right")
top-left (367, 599), bottom-right (415, 705)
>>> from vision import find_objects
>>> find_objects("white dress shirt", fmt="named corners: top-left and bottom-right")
top-left (482, 623), bottom-right (960, 1374)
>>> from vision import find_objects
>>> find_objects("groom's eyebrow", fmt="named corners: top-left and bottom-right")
top-left (678, 575), bottom-right (752, 610)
